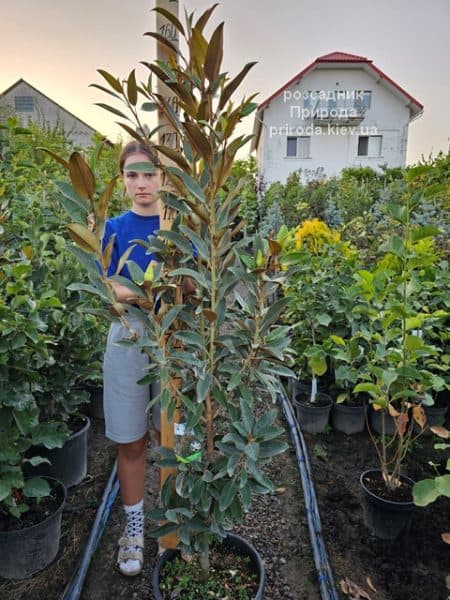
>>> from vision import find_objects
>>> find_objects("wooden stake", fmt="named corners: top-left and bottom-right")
top-left (155, 0), bottom-right (180, 550)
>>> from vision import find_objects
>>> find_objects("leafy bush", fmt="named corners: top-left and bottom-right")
top-left (0, 119), bottom-right (112, 518)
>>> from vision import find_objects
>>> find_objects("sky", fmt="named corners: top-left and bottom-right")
top-left (1, 0), bottom-right (449, 164)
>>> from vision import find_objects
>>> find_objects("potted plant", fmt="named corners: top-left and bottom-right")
top-left (282, 220), bottom-right (356, 433)
top-left (49, 4), bottom-right (294, 596)
top-left (0, 220), bottom-right (67, 578)
top-left (352, 181), bottom-right (444, 539)
top-left (16, 190), bottom-right (102, 487)
top-left (329, 338), bottom-right (367, 434)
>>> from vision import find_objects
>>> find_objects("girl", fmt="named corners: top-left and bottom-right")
top-left (102, 140), bottom-right (161, 576)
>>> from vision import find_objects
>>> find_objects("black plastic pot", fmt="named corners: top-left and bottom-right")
top-left (294, 393), bottom-right (332, 434)
top-left (26, 416), bottom-right (90, 488)
top-left (87, 387), bottom-right (104, 420)
top-left (369, 407), bottom-right (396, 436)
top-left (332, 402), bottom-right (366, 434)
top-left (360, 469), bottom-right (414, 540)
top-left (0, 477), bottom-right (66, 579)
top-left (291, 379), bottom-right (329, 401)
top-left (152, 533), bottom-right (265, 599)
top-left (422, 404), bottom-right (448, 436)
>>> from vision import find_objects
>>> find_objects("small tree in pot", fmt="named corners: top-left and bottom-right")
top-left (349, 176), bottom-right (446, 537)
top-left (49, 4), bottom-right (294, 590)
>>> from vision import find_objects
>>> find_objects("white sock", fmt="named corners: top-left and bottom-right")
top-left (119, 499), bottom-right (144, 574)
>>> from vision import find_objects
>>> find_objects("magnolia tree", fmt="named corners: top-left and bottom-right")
top-left (48, 4), bottom-right (294, 579)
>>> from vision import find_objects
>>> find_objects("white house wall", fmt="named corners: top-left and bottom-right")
top-left (0, 81), bottom-right (95, 146)
top-left (259, 67), bottom-right (412, 184)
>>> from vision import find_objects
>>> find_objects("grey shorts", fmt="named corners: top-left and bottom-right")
top-left (103, 318), bottom-right (160, 443)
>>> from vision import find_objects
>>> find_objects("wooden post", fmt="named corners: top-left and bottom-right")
top-left (155, 0), bottom-right (180, 550)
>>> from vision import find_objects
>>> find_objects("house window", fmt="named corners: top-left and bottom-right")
top-left (287, 137), bottom-right (297, 157)
top-left (286, 136), bottom-right (310, 158)
top-left (304, 91), bottom-right (320, 111)
top-left (15, 96), bottom-right (35, 112)
top-left (358, 135), bottom-right (382, 157)
top-left (354, 90), bottom-right (371, 112)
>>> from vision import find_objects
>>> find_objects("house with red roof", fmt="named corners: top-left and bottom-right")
top-left (251, 52), bottom-right (423, 183)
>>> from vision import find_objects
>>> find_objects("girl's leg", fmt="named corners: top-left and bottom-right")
top-left (117, 434), bottom-right (148, 576)
top-left (118, 434), bottom-right (148, 504)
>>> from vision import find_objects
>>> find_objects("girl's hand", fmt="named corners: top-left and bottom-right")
top-left (181, 277), bottom-right (196, 296)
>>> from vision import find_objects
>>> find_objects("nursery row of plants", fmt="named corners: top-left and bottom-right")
top-left (0, 120), bottom-right (118, 523)
top-left (1, 3), bottom-right (449, 594)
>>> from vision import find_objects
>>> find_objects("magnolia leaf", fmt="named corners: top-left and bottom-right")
top-left (413, 479), bottom-right (440, 506)
top-left (204, 22), bottom-right (224, 82)
top-left (395, 413), bottom-right (410, 436)
top-left (89, 82), bottom-right (121, 99)
top-left (117, 121), bottom-right (149, 143)
top-left (195, 3), bottom-right (220, 32)
top-left (166, 166), bottom-right (206, 202)
top-left (127, 69), bottom-right (138, 106)
top-left (219, 481), bottom-right (239, 512)
top-left (37, 147), bottom-right (69, 169)
top-left (170, 267), bottom-right (209, 288)
top-left (354, 383), bottom-right (380, 397)
top-left (331, 335), bottom-right (346, 347)
top-left (411, 225), bottom-right (442, 242)
top-left (69, 152), bottom-right (95, 201)
top-left (23, 477), bottom-right (51, 498)
top-left (115, 245), bottom-right (136, 277)
top-left (435, 474), bottom-right (450, 498)
top-left (386, 202), bottom-right (407, 224)
top-left (366, 577), bottom-right (377, 593)
top-left (308, 354), bottom-right (327, 376)
top-left (317, 313), bottom-right (332, 326)
top-left (203, 309), bottom-right (216, 322)
top-left (143, 32), bottom-right (180, 56)
top-left (430, 426), bottom-right (449, 439)
top-left (97, 69), bottom-right (124, 93)
top-left (152, 6), bottom-right (185, 36)
top-left (340, 577), bottom-right (372, 600)
top-left (147, 522), bottom-right (179, 538)
top-left (412, 405), bottom-right (426, 429)
top-left (259, 440), bottom-right (288, 459)
top-left (98, 175), bottom-right (118, 222)
top-left (154, 144), bottom-right (190, 171)
top-left (67, 223), bottom-right (99, 254)
top-left (182, 121), bottom-right (212, 161)
top-left (219, 62), bottom-right (257, 110)
top-left (387, 404), bottom-right (401, 418)
top-left (0, 481), bottom-right (13, 502)
top-left (102, 236), bottom-right (115, 271)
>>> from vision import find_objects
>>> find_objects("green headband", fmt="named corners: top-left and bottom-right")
top-left (123, 161), bottom-right (156, 173)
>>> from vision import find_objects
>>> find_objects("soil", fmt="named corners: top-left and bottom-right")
top-left (361, 470), bottom-right (413, 503)
top-left (159, 546), bottom-right (259, 599)
top-left (1, 405), bottom-right (448, 599)
top-left (295, 392), bottom-right (332, 407)
top-left (304, 428), bottom-right (450, 600)
top-left (67, 414), bottom-right (90, 435)
top-left (0, 480), bottom-right (65, 532)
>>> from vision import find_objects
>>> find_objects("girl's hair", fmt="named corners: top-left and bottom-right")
top-left (118, 140), bottom-right (158, 173)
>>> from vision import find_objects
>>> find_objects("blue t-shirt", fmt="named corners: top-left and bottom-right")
top-left (102, 211), bottom-right (160, 279)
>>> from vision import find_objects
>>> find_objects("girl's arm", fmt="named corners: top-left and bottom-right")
top-left (110, 280), bottom-right (140, 304)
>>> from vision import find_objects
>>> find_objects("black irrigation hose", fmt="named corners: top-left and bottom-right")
top-left (279, 385), bottom-right (340, 600)
top-left (60, 459), bottom-right (119, 600)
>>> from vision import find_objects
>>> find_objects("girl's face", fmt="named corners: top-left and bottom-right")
top-left (122, 152), bottom-right (160, 215)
